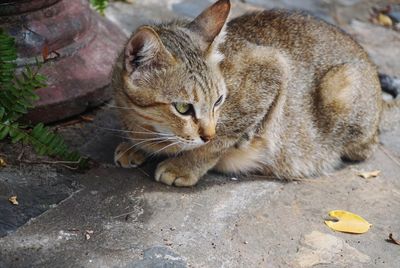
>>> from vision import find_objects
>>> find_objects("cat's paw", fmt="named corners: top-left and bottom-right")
top-left (155, 159), bottom-right (199, 187)
top-left (114, 142), bottom-right (146, 168)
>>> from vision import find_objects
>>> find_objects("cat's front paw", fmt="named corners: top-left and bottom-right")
top-left (155, 159), bottom-right (200, 187)
top-left (114, 142), bottom-right (146, 168)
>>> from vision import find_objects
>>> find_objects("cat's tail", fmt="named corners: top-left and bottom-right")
top-left (379, 73), bottom-right (400, 99)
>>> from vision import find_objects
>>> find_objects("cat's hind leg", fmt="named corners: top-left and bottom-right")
top-left (114, 142), bottom-right (147, 168)
top-left (341, 134), bottom-right (379, 162)
top-left (317, 63), bottom-right (381, 162)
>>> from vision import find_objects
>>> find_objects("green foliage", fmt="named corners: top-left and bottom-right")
top-left (90, 0), bottom-right (109, 15)
top-left (0, 29), bottom-right (88, 168)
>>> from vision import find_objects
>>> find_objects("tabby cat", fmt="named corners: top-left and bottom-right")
top-left (112, 0), bottom-right (382, 186)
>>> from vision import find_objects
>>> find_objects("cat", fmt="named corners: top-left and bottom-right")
top-left (112, 0), bottom-right (382, 187)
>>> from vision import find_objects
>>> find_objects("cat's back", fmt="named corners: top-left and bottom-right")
top-left (222, 10), bottom-right (370, 68)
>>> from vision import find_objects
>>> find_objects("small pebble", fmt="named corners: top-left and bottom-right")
top-left (231, 177), bottom-right (238, 181)
top-left (388, 11), bottom-right (400, 23)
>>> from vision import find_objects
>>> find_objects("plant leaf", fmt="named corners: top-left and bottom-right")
top-left (378, 13), bottom-right (393, 26)
top-left (388, 233), bottom-right (400, 246)
top-left (8, 195), bottom-right (18, 205)
top-left (0, 29), bottom-right (88, 169)
top-left (358, 170), bottom-right (380, 179)
top-left (0, 157), bottom-right (6, 167)
top-left (42, 44), bottom-right (49, 61)
top-left (325, 210), bottom-right (372, 234)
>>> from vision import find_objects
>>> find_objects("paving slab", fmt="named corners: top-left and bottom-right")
top-left (0, 166), bottom-right (80, 237)
top-left (1, 148), bottom-right (400, 267)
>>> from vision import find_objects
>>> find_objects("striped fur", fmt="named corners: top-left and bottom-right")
top-left (113, 0), bottom-right (382, 186)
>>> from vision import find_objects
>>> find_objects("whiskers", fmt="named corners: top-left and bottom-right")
top-left (106, 104), bottom-right (136, 110)
top-left (111, 131), bottom-right (198, 162)
top-left (105, 126), bottom-right (186, 162)
top-left (148, 141), bottom-right (183, 157)
top-left (114, 136), bottom-right (180, 162)
top-left (98, 126), bottom-right (173, 137)
top-left (97, 117), bottom-right (201, 161)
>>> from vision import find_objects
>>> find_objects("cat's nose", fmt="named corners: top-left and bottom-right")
top-left (199, 119), bottom-right (216, 142)
top-left (200, 134), bottom-right (214, 143)
top-left (199, 127), bottom-right (216, 143)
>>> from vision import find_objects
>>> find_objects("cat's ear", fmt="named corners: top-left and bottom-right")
top-left (124, 26), bottom-right (174, 73)
top-left (187, 0), bottom-right (230, 51)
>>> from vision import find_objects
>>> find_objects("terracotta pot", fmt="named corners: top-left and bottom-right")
top-left (0, 0), bottom-right (126, 123)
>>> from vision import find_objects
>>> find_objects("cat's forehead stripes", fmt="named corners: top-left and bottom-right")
top-left (144, 23), bottom-right (223, 97)
top-left (190, 72), bottom-right (209, 96)
top-left (189, 81), bottom-right (200, 103)
top-left (159, 28), bottom-right (206, 69)
top-left (157, 26), bottom-right (219, 95)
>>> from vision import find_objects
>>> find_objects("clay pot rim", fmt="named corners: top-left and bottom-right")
top-left (0, 0), bottom-right (62, 16)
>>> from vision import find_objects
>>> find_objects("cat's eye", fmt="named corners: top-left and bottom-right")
top-left (174, 102), bottom-right (193, 115)
top-left (214, 95), bottom-right (224, 107)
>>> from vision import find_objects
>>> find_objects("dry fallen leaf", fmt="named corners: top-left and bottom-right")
top-left (325, 210), bottom-right (371, 234)
top-left (80, 115), bottom-right (94, 122)
top-left (0, 158), bottom-right (6, 167)
top-left (84, 230), bottom-right (94, 240)
top-left (358, 170), bottom-right (381, 179)
top-left (42, 44), bottom-right (49, 61)
top-left (8, 195), bottom-right (18, 205)
top-left (388, 233), bottom-right (400, 246)
top-left (378, 13), bottom-right (393, 26)
top-left (163, 238), bottom-right (173, 246)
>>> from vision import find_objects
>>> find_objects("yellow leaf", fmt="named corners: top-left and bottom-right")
top-left (378, 14), bottom-right (393, 26)
top-left (325, 210), bottom-right (371, 234)
top-left (0, 158), bottom-right (6, 167)
top-left (358, 170), bottom-right (380, 179)
top-left (8, 195), bottom-right (18, 205)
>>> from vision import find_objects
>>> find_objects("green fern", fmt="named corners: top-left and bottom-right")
top-left (90, 0), bottom-right (108, 15)
top-left (0, 29), bottom-right (88, 168)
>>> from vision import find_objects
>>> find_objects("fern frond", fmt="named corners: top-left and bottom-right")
top-left (0, 29), bottom-right (88, 168)
top-left (0, 120), bottom-right (88, 168)
top-left (0, 30), bottom-right (45, 121)
top-left (0, 29), bottom-right (17, 87)
top-left (0, 107), bottom-right (10, 140)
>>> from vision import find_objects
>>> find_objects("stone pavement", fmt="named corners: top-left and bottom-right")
top-left (1, 0), bottom-right (400, 267)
